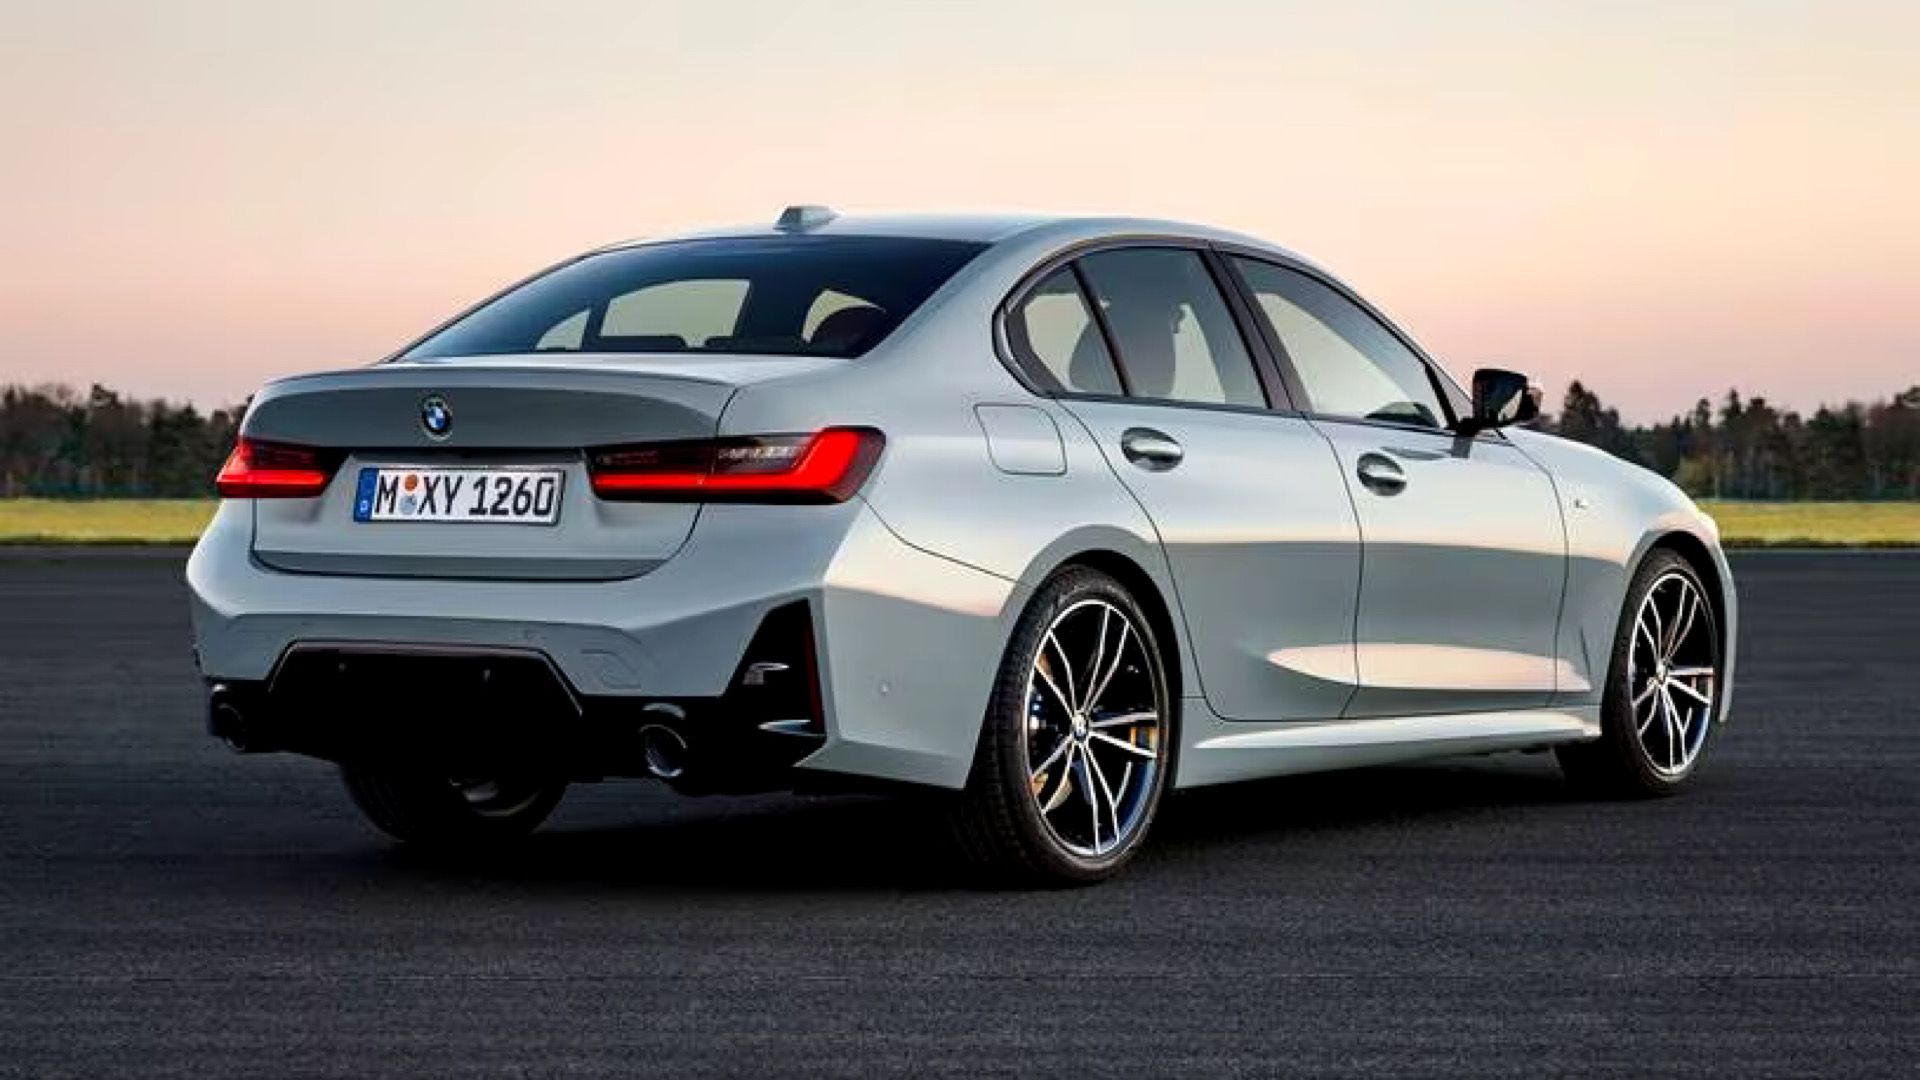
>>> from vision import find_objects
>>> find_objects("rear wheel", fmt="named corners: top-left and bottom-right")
top-left (1558, 548), bottom-right (1722, 797)
top-left (340, 762), bottom-right (566, 848)
top-left (948, 568), bottom-right (1174, 886)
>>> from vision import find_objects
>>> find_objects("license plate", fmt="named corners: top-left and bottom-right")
top-left (353, 467), bottom-right (564, 525)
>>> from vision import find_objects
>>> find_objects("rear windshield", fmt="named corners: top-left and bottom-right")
top-left (400, 236), bottom-right (986, 361)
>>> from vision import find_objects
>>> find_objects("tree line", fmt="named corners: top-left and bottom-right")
top-left (1550, 382), bottom-right (1920, 500)
top-left (0, 384), bottom-right (242, 498)
top-left (0, 379), bottom-right (1916, 499)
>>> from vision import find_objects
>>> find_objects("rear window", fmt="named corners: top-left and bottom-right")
top-left (402, 236), bottom-right (987, 361)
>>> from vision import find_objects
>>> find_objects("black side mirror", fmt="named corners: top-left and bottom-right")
top-left (1457, 368), bottom-right (1541, 435)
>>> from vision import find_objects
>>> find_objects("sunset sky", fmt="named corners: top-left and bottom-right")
top-left (2, 0), bottom-right (1914, 420)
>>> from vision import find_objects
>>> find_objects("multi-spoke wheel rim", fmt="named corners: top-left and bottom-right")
top-left (1628, 571), bottom-right (1718, 777)
top-left (1023, 598), bottom-right (1164, 859)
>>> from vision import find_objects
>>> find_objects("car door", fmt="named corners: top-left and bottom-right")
top-left (1225, 256), bottom-right (1566, 718)
top-left (1003, 245), bottom-right (1361, 723)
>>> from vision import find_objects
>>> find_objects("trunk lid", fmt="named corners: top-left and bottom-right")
top-left (242, 355), bottom-right (832, 579)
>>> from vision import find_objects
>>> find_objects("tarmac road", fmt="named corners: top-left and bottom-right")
top-left (0, 548), bottom-right (1914, 1077)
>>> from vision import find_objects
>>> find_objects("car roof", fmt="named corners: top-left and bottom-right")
top-left (646, 211), bottom-right (1060, 244)
top-left (594, 210), bottom-right (1310, 265)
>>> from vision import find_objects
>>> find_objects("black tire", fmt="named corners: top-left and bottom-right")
top-left (947, 567), bottom-right (1176, 886)
top-left (1558, 548), bottom-right (1722, 797)
top-left (340, 762), bottom-right (566, 848)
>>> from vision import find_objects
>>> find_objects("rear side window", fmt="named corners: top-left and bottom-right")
top-left (804, 289), bottom-right (878, 338)
top-left (601, 279), bottom-right (751, 348)
top-left (1076, 248), bottom-right (1266, 408)
top-left (403, 236), bottom-right (986, 360)
top-left (1004, 268), bottom-right (1124, 395)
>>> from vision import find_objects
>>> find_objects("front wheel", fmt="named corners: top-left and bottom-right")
top-left (947, 568), bottom-right (1175, 886)
top-left (1558, 548), bottom-right (1723, 797)
top-left (340, 762), bottom-right (566, 848)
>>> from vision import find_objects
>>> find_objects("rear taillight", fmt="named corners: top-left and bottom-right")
top-left (214, 438), bottom-right (341, 499)
top-left (588, 428), bottom-right (884, 503)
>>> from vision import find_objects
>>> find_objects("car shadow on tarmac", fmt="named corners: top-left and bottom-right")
top-left (355, 754), bottom-right (1583, 893)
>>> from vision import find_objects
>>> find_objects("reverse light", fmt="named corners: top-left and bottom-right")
top-left (588, 428), bottom-right (884, 503)
top-left (214, 438), bottom-right (341, 498)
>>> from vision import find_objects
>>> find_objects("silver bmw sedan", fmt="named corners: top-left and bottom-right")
top-left (187, 207), bottom-right (1736, 884)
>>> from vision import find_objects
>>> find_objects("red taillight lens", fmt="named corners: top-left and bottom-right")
top-left (214, 438), bottom-right (340, 498)
top-left (588, 428), bottom-right (884, 503)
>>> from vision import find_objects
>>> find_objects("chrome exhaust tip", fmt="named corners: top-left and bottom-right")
top-left (639, 724), bottom-right (689, 780)
top-left (208, 686), bottom-right (252, 753)
top-left (638, 703), bottom-right (691, 780)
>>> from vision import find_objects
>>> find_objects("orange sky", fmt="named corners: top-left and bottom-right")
top-left (2, 0), bottom-right (1914, 420)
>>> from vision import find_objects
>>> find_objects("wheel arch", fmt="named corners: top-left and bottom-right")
top-left (1646, 530), bottom-right (1727, 645)
top-left (1046, 548), bottom-right (1186, 705)
top-left (1649, 530), bottom-right (1723, 611)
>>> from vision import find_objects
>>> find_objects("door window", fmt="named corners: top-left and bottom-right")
top-left (803, 290), bottom-right (874, 338)
top-left (1232, 259), bottom-right (1447, 429)
top-left (1076, 249), bottom-right (1266, 408)
top-left (600, 279), bottom-right (750, 349)
top-left (1005, 267), bottom-right (1125, 395)
top-left (534, 310), bottom-right (588, 350)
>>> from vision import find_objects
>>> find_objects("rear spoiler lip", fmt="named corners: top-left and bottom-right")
top-left (240, 367), bottom-right (742, 451)
top-left (260, 352), bottom-right (845, 394)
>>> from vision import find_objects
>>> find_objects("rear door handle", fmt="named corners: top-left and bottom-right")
top-left (1355, 452), bottom-right (1406, 494)
top-left (1120, 428), bottom-right (1184, 471)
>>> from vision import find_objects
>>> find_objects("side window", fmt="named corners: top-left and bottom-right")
top-left (1076, 248), bottom-right (1265, 408)
top-left (803, 289), bottom-right (888, 354)
top-left (597, 279), bottom-right (749, 350)
top-left (1232, 258), bottom-right (1446, 429)
top-left (534, 310), bottom-right (588, 350)
top-left (803, 289), bottom-right (875, 338)
top-left (1005, 268), bottom-right (1124, 395)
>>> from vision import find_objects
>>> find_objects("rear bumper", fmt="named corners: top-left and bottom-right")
top-left (205, 641), bottom-right (830, 791)
top-left (187, 497), bottom-right (1025, 789)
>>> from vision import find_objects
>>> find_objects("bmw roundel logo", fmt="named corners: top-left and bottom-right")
top-left (419, 395), bottom-right (452, 440)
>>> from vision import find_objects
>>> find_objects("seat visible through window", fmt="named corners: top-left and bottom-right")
top-left (1075, 248), bottom-right (1265, 408)
top-left (1004, 268), bottom-right (1124, 395)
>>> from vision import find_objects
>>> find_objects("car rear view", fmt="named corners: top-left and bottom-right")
top-left (186, 222), bottom-right (997, 844)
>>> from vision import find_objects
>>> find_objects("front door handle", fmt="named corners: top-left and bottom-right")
top-left (1120, 428), bottom-right (1184, 471)
top-left (1355, 452), bottom-right (1407, 495)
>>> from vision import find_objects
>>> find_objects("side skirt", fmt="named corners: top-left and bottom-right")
top-left (1173, 700), bottom-right (1601, 789)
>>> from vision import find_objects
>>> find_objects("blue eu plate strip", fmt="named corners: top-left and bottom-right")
top-left (353, 468), bottom-right (378, 522)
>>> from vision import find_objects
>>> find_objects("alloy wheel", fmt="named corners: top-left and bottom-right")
top-left (1627, 570), bottom-right (1718, 777)
top-left (1022, 598), bottom-right (1164, 858)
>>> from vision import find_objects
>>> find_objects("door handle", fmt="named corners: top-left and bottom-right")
top-left (1120, 428), bottom-right (1184, 471)
top-left (1355, 452), bottom-right (1407, 495)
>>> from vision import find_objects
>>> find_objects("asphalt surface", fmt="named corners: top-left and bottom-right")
top-left (0, 549), bottom-right (1914, 1078)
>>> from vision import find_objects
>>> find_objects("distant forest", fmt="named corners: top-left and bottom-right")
top-left (1, 379), bottom-right (1917, 500)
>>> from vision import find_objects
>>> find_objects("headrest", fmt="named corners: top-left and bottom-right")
top-left (810, 304), bottom-right (887, 354)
